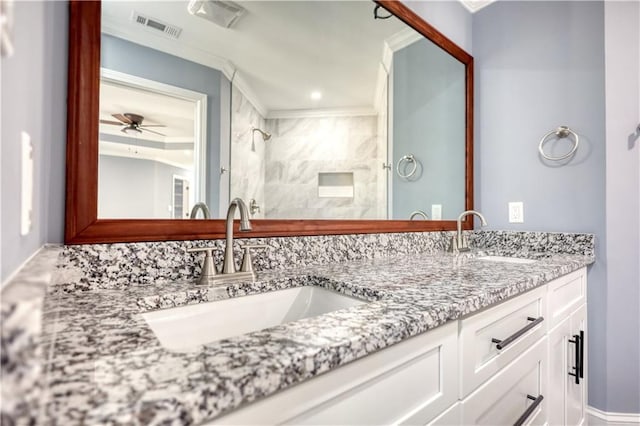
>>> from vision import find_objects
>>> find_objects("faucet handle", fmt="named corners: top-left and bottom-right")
top-left (448, 236), bottom-right (459, 253)
top-left (239, 244), bottom-right (269, 273)
top-left (186, 247), bottom-right (220, 284)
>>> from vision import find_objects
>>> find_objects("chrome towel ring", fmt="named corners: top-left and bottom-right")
top-left (410, 210), bottom-right (428, 220)
top-left (396, 154), bottom-right (417, 179)
top-left (538, 126), bottom-right (579, 161)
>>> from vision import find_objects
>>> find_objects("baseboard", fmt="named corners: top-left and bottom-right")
top-left (588, 406), bottom-right (640, 424)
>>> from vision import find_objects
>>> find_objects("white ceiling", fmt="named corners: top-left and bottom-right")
top-left (99, 81), bottom-right (196, 140)
top-left (99, 81), bottom-right (196, 169)
top-left (101, 1), bottom-right (412, 116)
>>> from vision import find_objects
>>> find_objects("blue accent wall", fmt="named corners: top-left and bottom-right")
top-left (473, 0), bottom-right (611, 411)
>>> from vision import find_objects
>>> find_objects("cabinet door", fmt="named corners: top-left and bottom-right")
top-left (567, 304), bottom-right (587, 426)
top-left (547, 316), bottom-right (571, 426)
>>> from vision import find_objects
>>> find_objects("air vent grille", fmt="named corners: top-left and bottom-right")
top-left (131, 12), bottom-right (182, 40)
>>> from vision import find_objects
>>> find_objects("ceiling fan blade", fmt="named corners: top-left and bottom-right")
top-left (100, 119), bottom-right (124, 126)
top-left (139, 124), bottom-right (167, 128)
top-left (112, 113), bottom-right (132, 124)
top-left (142, 127), bottom-right (166, 137)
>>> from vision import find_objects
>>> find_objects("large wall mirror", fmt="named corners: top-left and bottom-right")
top-left (66, 0), bottom-right (473, 244)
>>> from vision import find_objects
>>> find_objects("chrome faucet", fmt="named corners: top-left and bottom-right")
top-left (188, 198), bottom-right (266, 285)
top-left (187, 198), bottom-right (268, 285)
top-left (189, 202), bottom-right (210, 219)
top-left (222, 198), bottom-right (252, 274)
top-left (449, 210), bottom-right (487, 252)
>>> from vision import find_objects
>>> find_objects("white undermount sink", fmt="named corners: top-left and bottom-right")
top-left (477, 255), bottom-right (537, 264)
top-left (142, 286), bottom-right (366, 351)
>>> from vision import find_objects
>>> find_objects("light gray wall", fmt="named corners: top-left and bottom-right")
top-left (101, 34), bottom-right (224, 217)
top-left (392, 38), bottom-right (466, 220)
top-left (0, 1), bottom-right (67, 283)
top-left (473, 0), bottom-right (609, 411)
top-left (98, 155), bottom-right (190, 219)
top-left (604, 0), bottom-right (640, 414)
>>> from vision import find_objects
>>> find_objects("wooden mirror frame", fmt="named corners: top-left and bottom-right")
top-left (65, 0), bottom-right (474, 244)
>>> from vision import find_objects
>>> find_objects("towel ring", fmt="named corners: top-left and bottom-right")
top-left (538, 126), bottom-right (579, 161)
top-left (397, 154), bottom-right (417, 179)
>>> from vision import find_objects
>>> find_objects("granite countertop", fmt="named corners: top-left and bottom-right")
top-left (40, 249), bottom-right (594, 425)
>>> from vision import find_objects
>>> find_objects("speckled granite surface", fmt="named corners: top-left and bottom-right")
top-left (42, 245), bottom-right (593, 424)
top-left (470, 230), bottom-right (595, 257)
top-left (57, 231), bottom-right (455, 290)
top-left (57, 230), bottom-right (595, 291)
top-left (2, 231), bottom-right (596, 425)
top-left (1, 246), bottom-right (62, 425)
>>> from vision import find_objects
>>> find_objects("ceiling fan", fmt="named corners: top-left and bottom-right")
top-left (100, 113), bottom-right (166, 136)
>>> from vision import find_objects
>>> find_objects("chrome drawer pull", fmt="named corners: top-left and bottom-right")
top-left (492, 316), bottom-right (544, 350)
top-left (514, 394), bottom-right (544, 426)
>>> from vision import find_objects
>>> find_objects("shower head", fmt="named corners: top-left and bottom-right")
top-left (252, 128), bottom-right (271, 141)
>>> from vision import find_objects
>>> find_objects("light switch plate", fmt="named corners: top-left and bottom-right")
top-left (508, 201), bottom-right (524, 223)
top-left (21, 132), bottom-right (34, 236)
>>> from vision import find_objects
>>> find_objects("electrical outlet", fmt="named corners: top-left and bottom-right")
top-left (431, 204), bottom-right (442, 220)
top-left (509, 202), bottom-right (524, 223)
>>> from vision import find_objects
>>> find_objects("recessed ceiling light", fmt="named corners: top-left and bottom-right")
top-left (310, 91), bottom-right (322, 100)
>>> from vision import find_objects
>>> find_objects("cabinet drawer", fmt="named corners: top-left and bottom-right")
top-left (460, 286), bottom-right (547, 397)
top-left (547, 268), bottom-right (586, 329)
top-left (212, 321), bottom-right (459, 425)
top-left (461, 336), bottom-right (547, 426)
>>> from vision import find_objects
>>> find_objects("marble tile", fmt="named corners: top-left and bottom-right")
top-left (230, 86), bottom-right (266, 219)
top-left (264, 115), bottom-right (384, 219)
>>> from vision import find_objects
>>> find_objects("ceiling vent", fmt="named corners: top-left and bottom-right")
top-left (187, 0), bottom-right (245, 28)
top-left (131, 12), bottom-right (182, 39)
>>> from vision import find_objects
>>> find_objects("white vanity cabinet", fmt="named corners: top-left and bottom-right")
top-left (209, 267), bottom-right (588, 426)
top-left (212, 321), bottom-right (459, 425)
top-left (547, 269), bottom-right (588, 426)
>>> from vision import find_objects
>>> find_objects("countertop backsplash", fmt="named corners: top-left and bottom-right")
top-left (1, 230), bottom-right (595, 424)
top-left (57, 230), bottom-right (594, 291)
top-left (57, 231), bottom-right (455, 290)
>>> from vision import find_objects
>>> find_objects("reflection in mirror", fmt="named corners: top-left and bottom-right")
top-left (99, 0), bottom-right (467, 221)
top-left (98, 70), bottom-right (207, 219)
top-left (392, 38), bottom-right (466, 220)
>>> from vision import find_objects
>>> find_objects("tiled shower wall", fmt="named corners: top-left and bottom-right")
top-left (230, 87), bottom-right (387, 219)
top-left (264, 115), bottom-right (385, 219)
top-left (229, 86), bottom-right (266, 218)
top-left (376, 80), bottom-right (389, 219)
